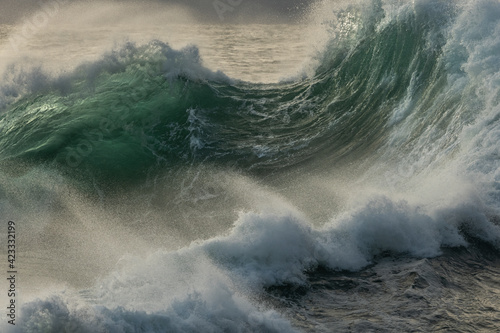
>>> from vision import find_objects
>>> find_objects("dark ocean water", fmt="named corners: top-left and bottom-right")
top-left (1, 0), bottom-right (500, 332)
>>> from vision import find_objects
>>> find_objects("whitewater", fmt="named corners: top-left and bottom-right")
top-left (1, 0), bottom-right (500, 332)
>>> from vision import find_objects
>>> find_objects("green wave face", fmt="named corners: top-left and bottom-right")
top-left (0, 2), bottom-right (469, 187)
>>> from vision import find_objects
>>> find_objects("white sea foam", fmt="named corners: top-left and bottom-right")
top-left (8, 186), bottom-right (499, 332)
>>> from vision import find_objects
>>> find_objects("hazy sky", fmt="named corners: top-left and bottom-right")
top-left (1, 0), bottom-right (315, 24)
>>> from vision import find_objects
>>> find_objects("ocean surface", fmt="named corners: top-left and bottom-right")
top-left (1, 0), bottom-right (500, 332)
